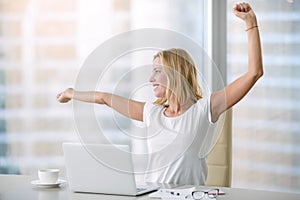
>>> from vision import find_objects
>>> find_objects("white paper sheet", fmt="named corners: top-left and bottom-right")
top-left (149, 187), bottom-right (196, 199)
top-left (149, 187), bottom-right (219, 200)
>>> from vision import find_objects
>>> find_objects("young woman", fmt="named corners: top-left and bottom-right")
top-left (57, 2), bottom-right (263, 185)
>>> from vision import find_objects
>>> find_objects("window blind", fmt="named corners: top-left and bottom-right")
top-left (227, 0), bottom-right (300, 193)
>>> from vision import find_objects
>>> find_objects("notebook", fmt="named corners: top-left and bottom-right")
top-left (62, 143), bottom-right (159, 196)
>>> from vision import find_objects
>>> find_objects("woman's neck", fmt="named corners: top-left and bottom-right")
top-left (164, 98), bottom-right (195, 117)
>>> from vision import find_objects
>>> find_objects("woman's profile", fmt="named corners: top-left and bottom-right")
top-left (57, 2), bottom-right (263, 185)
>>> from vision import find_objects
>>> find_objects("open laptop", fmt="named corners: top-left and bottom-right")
top-left (62, 143), bottom-right (159, 196)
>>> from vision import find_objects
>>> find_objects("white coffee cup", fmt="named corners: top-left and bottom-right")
top-left (38, 169), bottom-right (59, 183)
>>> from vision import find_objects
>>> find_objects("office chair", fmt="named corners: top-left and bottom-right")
top-left (206, 109), bottom-right (232, 187)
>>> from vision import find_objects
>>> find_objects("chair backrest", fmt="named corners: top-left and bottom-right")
top-left (206, 109), bottom-right (232, 187)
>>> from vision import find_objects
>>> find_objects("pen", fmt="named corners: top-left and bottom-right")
top-left (170, 191), bottom-right (181, 196)
top-left (163, 190), bottom-right (181, 196)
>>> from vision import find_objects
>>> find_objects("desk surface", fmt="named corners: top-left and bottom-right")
top-left (1, 174), bottom-right (300, 200)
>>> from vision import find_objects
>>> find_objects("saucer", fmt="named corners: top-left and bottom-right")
top-left (31, 179), bottom-right (66, 188)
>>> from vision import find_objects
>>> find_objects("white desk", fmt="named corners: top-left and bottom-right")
top-left (1, 175), bottom-right (300, 200)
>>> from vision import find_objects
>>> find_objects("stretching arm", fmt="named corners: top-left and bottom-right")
top-left (57, 88), bottom-right (145, 121)
top-left (210, 2), bottom-right (263, 123)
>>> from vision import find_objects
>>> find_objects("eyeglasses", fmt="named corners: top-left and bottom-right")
top-left (186, 188), bottom-right (220, 200)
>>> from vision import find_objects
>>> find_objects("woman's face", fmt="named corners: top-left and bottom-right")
top-left (149, 57), bottom-right (168, 98)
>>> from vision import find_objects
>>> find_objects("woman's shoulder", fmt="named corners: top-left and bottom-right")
top-left (143, 102), bottom-right (165, 125)
top-left (194, 96), bottom-right (211, 113)
top-left (196, 96), bottom-right (210, 106)
top-left (144, 101), bottom-right (165, 113)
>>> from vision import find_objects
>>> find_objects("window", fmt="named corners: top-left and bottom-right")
top-left (227, 0), bottom-right (300, 193)
top-left (0, 0), bottom-right (81, 175)
top-left (0, 0), bottom-right (206, 178)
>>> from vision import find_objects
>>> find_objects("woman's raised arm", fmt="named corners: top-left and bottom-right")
top-left (210, 2), bottom-right (263, 123)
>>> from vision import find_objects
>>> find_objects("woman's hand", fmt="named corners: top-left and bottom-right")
top-left (233, 2), bottom-right (257, 28)
top-left (56, 88), bottom-right (74, 103)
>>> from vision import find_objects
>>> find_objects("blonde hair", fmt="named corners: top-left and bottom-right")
top-left (153, 48), bottom-right (203, 106)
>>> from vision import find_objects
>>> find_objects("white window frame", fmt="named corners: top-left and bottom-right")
top-left (205, 0), bottom-right (227, 90)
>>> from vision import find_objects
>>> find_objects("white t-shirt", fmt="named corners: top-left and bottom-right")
top-left (142, 96), bottom-right (216, 185)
